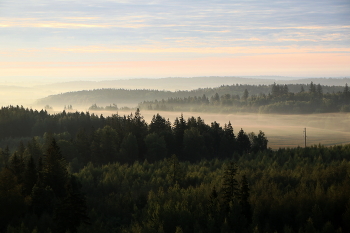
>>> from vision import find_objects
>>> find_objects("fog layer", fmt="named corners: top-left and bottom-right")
top-left (95, 110), bottom-right (350, 149)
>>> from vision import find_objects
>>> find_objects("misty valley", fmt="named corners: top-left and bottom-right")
top-left (0, 78), bottom-right (350, 233)
top-left (2, 0), bottom-right (350, 231)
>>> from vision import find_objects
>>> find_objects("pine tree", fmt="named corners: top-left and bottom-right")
top-left (208, 186), bottom-right (220, 231)
top-left (243, 89), bottom-right (249, 101)
top-left (316, 84), bottom-right (323, 96)
top-left (251, 130), bottom-right (268, 153)
top-left (237, 128), bottom-right (251, 155)
top-left (221, 162), bottom-right (239, 213)
top-left (2, 145), bottom-right (10, 167)
top-left (219, 122), bottom-right (236, 158)
top-left (54, 175), bottom-right (89, 233)
top-left (149, 114), bottom-right (171, 134)
top-left (309, 81), bottom-right (316, 93)
top-left (344, 83), bottom-right (349, 104)
top-left (42, 138), bottom-right (68, 199)
top-left (168, 154), bottom-right (182, 186)
top-left (119, 133), bottom-right (139, 164)
top-left (9, 152), bottom-right (24, 184)
top-left (173, 114), bottom-right (187, 156)
top-left (240, 175), bottom-right (252, 226)
top-left (17, 141), bottom-right (25, 157)
top-left (23, 155), bottom-right (37, 196)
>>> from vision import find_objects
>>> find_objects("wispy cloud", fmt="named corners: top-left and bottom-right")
top-left (44, 45), bottom-right (350, 55)
top-left (0, 18), bottom-right (149, 28)
top-left (0, 0), bottom-right (349, 78)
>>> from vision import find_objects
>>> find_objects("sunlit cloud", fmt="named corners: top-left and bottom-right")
top-left (277, 38), bottom-right (318, 42)
top-left (44, 45), bottom-right (350, 55)
top-left (192, 30), bottom-right (230, 33)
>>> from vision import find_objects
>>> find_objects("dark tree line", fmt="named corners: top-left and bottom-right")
top-left (0, 107), bottom-right (267, 169)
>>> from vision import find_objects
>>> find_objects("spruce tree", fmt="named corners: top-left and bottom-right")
top-left (221, 162), bottom-right (239, 213)
top-left (54, 175), bottom-right (89, 233)
top-left (237, 128), bottom-right (251, 155)
top-left (9, 152), bottom-right (24, 184)
top-left (168, 154), bottom-right (182, 186)
top-left (23, 155), bottom-right (37, 196)
top-left (240, 175), bottom-right (252, 226)
top-left (42, 138), bottom-right (68, 199)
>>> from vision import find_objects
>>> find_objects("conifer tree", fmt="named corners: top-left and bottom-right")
top-left (168, 154), bottom-right (182, 186)
top-left (42, 138), bottom-right (68, 199)
top-left (237, 128), bottom-right (251, 155)
top-left (1, 145), bottom-right (10, 167)
top-left (119, 133), bottom-right (139, 164)
top-left (243, 89), bottom-right (249, 101)
top-left (221, 162), bottom-right (239, 214)
top-left (208, 186), bottom-right (220, 231)
top-left (54, 175), bottom-right (89, 233)
top-left (309, 81), bottom-right (316, 93)
top-left (17, 141), bottom-right (25, 157)
top-left (9, 152), bottom-right (24, 184)
top-left (23, 155), bottom-right (37, 196)
top-left (240, 175), bottom-right (252, 226)
top-left (173, 114), bottom-right (187, 156)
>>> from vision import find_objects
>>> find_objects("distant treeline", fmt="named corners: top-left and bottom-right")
top-left (35, 83), bottom-right (346, 110)
top-left (139, 82), bottom-right (350, 114)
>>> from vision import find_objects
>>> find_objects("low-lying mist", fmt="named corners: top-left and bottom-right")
top-left (90, 110), bottom-right (350, 149)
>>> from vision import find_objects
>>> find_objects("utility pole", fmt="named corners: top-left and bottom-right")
top-left (303, 128), bottom-right (307, 148)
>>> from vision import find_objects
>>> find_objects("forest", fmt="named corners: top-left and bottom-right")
top-left (35, 82), bottom-right (347, 112)
top-left (0, 106), bottom-right (349, 232)
top-left (139, 82), bottom-right (350, 114)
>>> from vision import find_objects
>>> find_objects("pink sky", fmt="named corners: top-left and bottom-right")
top-left (1, 53), bottom-right (349, 79)
top-left (1, 0), bottom-right (349, 82)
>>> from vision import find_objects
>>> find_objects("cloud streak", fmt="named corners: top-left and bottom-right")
top-left (0, 0), bottom-right (349, 78)
top-left (44, 45), bottom-right (350, 55)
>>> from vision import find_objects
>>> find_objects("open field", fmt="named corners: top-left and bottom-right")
top-left (89, 110), bottom-right (350, 149)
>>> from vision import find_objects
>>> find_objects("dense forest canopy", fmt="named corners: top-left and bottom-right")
top-left (0, 107), bottom-right (349, 232)
top-left (0, 106), bottom-right (266, 164)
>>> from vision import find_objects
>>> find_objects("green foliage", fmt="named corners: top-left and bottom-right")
top-left (1, 108), bottom-right (350, 232)
top-left (69, 144), bottom-right (350, 232)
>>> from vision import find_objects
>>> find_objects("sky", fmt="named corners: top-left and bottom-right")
top-left (0, 0), bottom-right (349, 83)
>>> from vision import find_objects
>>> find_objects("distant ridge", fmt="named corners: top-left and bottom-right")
top-left (1, 76), bottom-right (349, 108)
top-left (35, 80), bottom-right (348, 110)
top-left (33, 76), bottom-right (350, 93)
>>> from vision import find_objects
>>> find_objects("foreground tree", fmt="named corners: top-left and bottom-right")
top-left (237, 129), bottom-right (251, 155)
